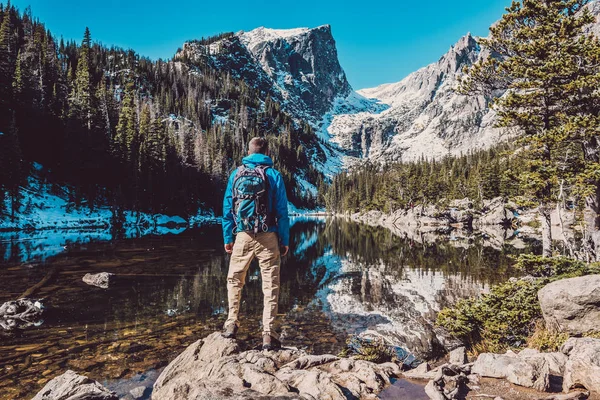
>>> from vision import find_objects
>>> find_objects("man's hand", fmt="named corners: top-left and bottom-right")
top-left (281, 245), bottom-right (289, 257)
top-left (224, 243), bottom-right (234, 254)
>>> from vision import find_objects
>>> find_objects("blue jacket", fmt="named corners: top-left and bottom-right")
top-left (222, 153), bottom-right (290, 246)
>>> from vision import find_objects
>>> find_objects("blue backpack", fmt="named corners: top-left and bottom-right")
top-left (231, 165), bottom-right (273, 235)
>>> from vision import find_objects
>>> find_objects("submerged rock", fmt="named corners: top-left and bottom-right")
top-left (0, 298), bottom-right (43, 331)
top-left (152, 332), bottom-right (400, 400)
top-left (83, 272), bottom-right (115, 289)
top-left (538, 275), bottom-right (600, 335)
top-left (561, 337), bottom-right (600, 393)
top-left (31, 370), bottom-right (117, 400)
top-left (129, 386), bottom-right (147, 399)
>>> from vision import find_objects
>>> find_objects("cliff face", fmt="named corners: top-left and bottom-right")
top-left (177, 25), bottom-right (352, 125)
top-left (239, 25), bottom-right (352, 120)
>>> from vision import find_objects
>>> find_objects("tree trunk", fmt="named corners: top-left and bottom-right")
top-left (541, 205), bottom-right (553, 257)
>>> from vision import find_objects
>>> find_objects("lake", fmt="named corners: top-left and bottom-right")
top-left (0, 217), bottom-right (538, 399)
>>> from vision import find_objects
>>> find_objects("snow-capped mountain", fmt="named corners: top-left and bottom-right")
top-left (322, 34), bottom-right (509, 163)
top-left (176, 1), bottom-right (600, 169)
top-left (177, 25), bottom-right (509, 168)
top-left (176, 25), bottom-right (352, 124)
top-left (320, 2), bottom-right (600, 164)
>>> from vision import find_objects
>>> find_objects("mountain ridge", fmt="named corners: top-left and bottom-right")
top-left (177, 25), bottom-right (352, 125)
top-left (322, 1), bottom-right (600, 164)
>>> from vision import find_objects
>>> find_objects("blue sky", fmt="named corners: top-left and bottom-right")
top-left (9, 0), bottom-right (511, 89)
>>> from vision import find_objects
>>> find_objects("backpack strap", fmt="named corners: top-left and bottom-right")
top-left (230, 166), bottom-right (246, 236)
top-left (254, 165), bottom-right (275, 228)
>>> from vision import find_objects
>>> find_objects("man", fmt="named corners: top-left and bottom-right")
top-left (222, 137), bottom-right (290, 350)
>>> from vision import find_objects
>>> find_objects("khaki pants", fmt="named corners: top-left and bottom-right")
top-left (224, 232), bottom-right (281, 337)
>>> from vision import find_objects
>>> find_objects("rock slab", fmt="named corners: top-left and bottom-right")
top-left (152, 332), bottom-right (400, 400)
top-left (32, 370), bottom-right (117, 400)
top-left (472, 351), bottom-right (551, 391)
top-left (538, 275), bottom-right (600, 335)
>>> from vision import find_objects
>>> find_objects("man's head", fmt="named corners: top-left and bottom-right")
top-left (248, 137), bottom-right (269, 155)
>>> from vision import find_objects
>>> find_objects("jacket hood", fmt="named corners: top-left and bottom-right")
top-left (242, 153), bottom-right (274, 167)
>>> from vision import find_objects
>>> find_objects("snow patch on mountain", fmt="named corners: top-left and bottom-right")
top-left (323, 33), bottom-right (511, 163)
top-left (238, 26), bottom-right (315, 52)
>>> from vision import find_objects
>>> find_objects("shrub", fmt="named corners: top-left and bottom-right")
top-left (437, 255), bottom-right (600, 353)
top-left (437, 278), bottom-right (544, 353)
top-left (338, 336), bottom-right (397, 363)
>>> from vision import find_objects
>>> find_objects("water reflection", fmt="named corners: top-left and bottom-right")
top-left (308, 219), bottom-right (537, 359)
top-left (0, 225), bottom-right (189, 264)
top-left (0, 218), bottom-right (536, 399)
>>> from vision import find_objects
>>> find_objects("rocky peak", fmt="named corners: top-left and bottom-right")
top-left (238, 25), bottom-right (352, 119)
top-left (358, 33), bottom-right (480, 107)
top-left (176, 24), bottom-right (351, 124)
top-left (439, 33), bottom-right (480, 74)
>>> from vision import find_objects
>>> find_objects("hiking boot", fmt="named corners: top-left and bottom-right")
top-left (262, 334), bottom-right (281, 351)
top-left (222, 323), bottom-right (238, 339)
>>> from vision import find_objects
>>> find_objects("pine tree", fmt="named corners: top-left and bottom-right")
top-left (114, 79), bottom-right (137, 161)
top-left (0, 112), bottom-right (24, 219)
top-left (72, 27), bottom-right (93, 129)
top-left (138, 104), bottom-right (151, 169)
top-left (0, 1), bottom-right (15, 119)
top-left (461, 0), bottom-right (600, 257)
top-left (12, 49), bottom-right (22, 99)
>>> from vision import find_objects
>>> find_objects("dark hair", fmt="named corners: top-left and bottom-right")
top-left (248, 137), bottom-right (269, 154)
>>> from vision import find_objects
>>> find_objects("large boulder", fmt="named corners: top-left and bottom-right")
top-left (538, 275), bottom-right (600, 335)
top-left (32, 370), bottom-right (117, 400)
top-left (518, 348), bottom-right (568, 377)
top-left (472, 353), bottom-right (518, 379)
top-left (152, 332), bottom-right (400, 400)
top-left (506, 356), bottom-right (550, 392)
top-left (561, 337), bottom-right (600, 393)
top-left (478, 197), bottom-right (516, 227)
top-left (472, 351), bottom-right (551, 391)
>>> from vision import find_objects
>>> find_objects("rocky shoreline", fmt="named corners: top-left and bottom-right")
top-left (342, 197), bottom-right (589, 252)
top-left (26, 272), bottom-right (600, 399)
top-left (21, 202), bottom-right (600, 400)
top-left (31, 329), bottom-right (600, 400)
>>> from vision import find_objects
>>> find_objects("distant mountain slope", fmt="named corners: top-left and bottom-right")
top-left (322, 34), bottom-right (509, 163)
top-left (321, 1), bottom-right (600, 164)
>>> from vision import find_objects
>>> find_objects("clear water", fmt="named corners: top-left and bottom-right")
top-left (0, 218), bottom-right (537, 399)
